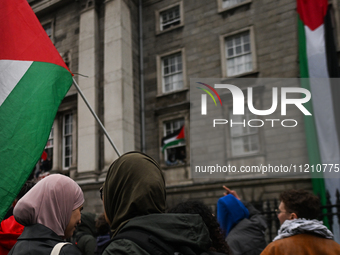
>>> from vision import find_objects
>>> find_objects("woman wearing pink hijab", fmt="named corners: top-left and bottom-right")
top-left (8, 174), bottom-right (84, 255)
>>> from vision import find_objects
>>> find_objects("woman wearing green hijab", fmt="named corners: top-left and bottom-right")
top-left (101, 152), bottom-right (212, 255)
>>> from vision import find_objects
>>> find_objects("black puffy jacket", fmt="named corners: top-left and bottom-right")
top-left (8, 223), bottom-right (82, 255)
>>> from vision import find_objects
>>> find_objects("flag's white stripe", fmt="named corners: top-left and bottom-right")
top-left (163, 136), bottom-right (177, 146)
top-left (305, 25), bottom-right (328, 78)
top-left (0, 60), bottom-right (33, 107)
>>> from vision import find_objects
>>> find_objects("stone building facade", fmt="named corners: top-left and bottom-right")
top-left (29, 0), bottom-right (340, 214)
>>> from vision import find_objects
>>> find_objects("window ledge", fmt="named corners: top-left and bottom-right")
top-left (156, 88), bottom-right (189, 98)
top-left (161, 162), bottom-right (189, 170)
top-left (156, 24), bottom-right (184, 36)
top-left (223, 70), bottom-right (259, 79)
top-left (218, 0), bottom-right (252, 14)
top-left (228, 152), bottom-right (265, 160)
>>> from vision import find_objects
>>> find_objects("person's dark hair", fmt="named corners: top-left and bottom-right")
top-left (168, 200), bottom-right (230, 254)
top-left (96, 213), bottom-right (110, 236)
top-left (17, 180), bottom-right (36, 200)
top-left (280, 189), bottom-right (320, 220)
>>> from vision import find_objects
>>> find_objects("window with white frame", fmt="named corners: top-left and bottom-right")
top-left (224, 30), bottom-right (253, 76)
top-left (63, 113), bottom-right (73, 169)
top-left (162, 119), bottom-right (186, 166)
top-left (156, 2), bottom-right (184, 33)
top-left (162, 53), bottom-right (183, 93)
top-left (229, 108), bottom-right (259, 156)
top-left (160, 5), bottom-right (181, 31)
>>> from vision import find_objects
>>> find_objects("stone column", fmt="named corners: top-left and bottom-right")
top-left (102, 0), bottom-right (135, 175)
top-left (77, 0), bottom-right (99, 183)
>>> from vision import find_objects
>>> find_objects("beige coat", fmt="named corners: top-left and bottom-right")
top-left (261, 233), bottom-right (340, 255)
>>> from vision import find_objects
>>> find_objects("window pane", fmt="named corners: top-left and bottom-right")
top-left (227, 38), bottom-right (233, 47)
top-left (228, 48), bottom-right (234, 57)
top-left (175, 9), bottom-right (180, 17)
top-left (177, 54), bottom-right (182, 64)
top-left (164, 83), bottom-right (170, 92)
top-left (66, 136), bottom-right (72, 146)
top-left (164, 119), bottom-right (184, 135)
top-left (243, 43), bottom-right (250, 52)
top-left (245, 53), bottom-right (252, 72)
top-left (244, 136), bottom-right (251, 152)
top-left (65, 158), bottom-right (70, 168)
top-left (243, 34), bottom-right (250, 43)
top-left (236, 45), bottom-right (242, 54)
top-left (231, 137), bottom-right (243, 155)
top-left (176, 80), bottom-right (183, 90)
top-left (65, 146), bottom-right (71, 156)
top-left (235, 36), bottom-right (241, 45)
top-left (250, 135), bottom-right (259, 151)
top-left (170, 64), bottom-right (176, 73)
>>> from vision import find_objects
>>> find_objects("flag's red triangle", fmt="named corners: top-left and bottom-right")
top-left (176, 126), bottom-right (185, 140)
top-left (297, 0), bottom-right (328, 31)
top-left (0, 0), bottom-right (70, 71)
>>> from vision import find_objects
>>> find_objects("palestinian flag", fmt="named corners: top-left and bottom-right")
top-left (297, 0), bottom-right (340, 237)
top-left (161, 126), bottom-right (185, 152)
top-left (0, 0), bottom-right (72, 220)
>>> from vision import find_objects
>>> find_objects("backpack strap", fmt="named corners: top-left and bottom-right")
top-left (111, 228), bottom-right (177, 255)
top-left (50, 242), bottom-right (71, 255)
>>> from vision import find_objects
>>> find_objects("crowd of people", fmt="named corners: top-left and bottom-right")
top-left (1, 151), bottom-right (340, 254)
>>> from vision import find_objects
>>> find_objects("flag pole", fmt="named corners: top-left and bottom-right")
top-left (72, 78), bottom-right (121, 157)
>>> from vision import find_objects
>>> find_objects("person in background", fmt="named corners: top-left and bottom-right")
top-left (217, 186), bottom-right (267, 255)
top-left (101, 151), bottom-right (213, 255)
top-left (168, 200), bottom-right (230, 254)
top-left (260, 189), bottom-right (340, 255)
top-left (0, 181), bottom-right (35, 255)
top-left (9, 174), bottom-right (84, 255)
top-left (94, 214), bottom-right (110, 255)
top-left (73, 212), bottom-right (97, 255)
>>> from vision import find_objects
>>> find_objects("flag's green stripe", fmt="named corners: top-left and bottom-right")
top-left (0, 62), bottom-right (72, 220)
top-left (298, 17), bottom-right (328, 226)
top-left (162, 139), bottom-right (185, 152)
